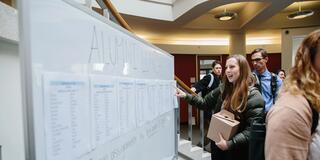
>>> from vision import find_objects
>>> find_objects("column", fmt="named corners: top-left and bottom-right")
top-left (229, 31), bottom-right (246, 55)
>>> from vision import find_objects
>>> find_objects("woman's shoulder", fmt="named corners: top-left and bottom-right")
top-left (247, 87), bottom-right (264, 104)
top-left (242, 87), bottom-right (265, 113)
top-left (248, 86), bottom-right (260, 96)
top-left (265, 92), bottom-right (313, 160)
top-left (274, 92), bottom-right (311, 113)
top-left (268, 92), bottom-right (312, 127)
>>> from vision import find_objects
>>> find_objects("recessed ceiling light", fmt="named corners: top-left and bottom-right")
top-left (214, 8), bottom-right (237, 21)
top-left (287, 3), bottom-right (314, 20)
top-left (288, 10), bottom-right (314, 19)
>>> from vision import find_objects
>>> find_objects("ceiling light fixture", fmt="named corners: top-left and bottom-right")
top-left (214, 8), bottom-right (237, 21)
top-left (287, 3), bottom-right (314, 20)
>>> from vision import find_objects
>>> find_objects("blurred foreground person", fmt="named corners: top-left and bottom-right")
top-left (265, 30), bottom-right (320, 160)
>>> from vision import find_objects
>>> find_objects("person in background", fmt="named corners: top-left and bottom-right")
top-left (251, 48), bottom-right (282, 112)
top-left (176, 55), bottom-right (264, 160)
top-left (277, 69), bottom-right (286, 80)
top-left (191, 60), bottom-right (222, 96)
top-left (190, 60), bottom-right (222, 149)
top-left (265, 30), bottom-right (320, 160)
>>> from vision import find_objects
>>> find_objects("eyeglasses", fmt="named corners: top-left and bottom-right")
top-left (251, 58), bottom-right (264, 62)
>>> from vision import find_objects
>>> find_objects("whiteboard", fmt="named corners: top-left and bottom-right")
top-left (18, 0), bottom-right (176, 160)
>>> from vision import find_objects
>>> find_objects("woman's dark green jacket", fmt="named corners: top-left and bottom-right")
top-left (184, 85), bottom-right (265, 150)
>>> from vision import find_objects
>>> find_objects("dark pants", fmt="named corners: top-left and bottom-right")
top-left (210, 140), bottom-right (248, 160)
top-left (204, 118), bottom-right (211, 145)
top-left (211, 140), bottom-right (224, 160)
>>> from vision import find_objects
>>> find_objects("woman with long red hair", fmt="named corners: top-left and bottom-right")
top-left (176, 54), bottom-right (264, 160)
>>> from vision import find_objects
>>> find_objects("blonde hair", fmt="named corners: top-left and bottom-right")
top-left (282, 30), bottom-right (320, 111)
top-left (222, 55), bottom-right (251, 113)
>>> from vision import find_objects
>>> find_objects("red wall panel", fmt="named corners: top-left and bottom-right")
top-left (266, 53), bottom-right (282, 73)
top-left (172, 54), bottom-right (196, 123)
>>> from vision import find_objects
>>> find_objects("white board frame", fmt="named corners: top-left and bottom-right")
top-left (18, 0), bottom-right (177, 160)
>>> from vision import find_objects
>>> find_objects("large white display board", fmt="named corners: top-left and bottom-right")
top-left (18, 0), bottom-right (176, 160)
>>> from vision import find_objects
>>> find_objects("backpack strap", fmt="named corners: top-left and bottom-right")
top-left (270, 73), bottom-right (277, 104)
top-left (207, 73), bottom-right (214, 89)
top-left (308, 101), bottom-right (319, 134)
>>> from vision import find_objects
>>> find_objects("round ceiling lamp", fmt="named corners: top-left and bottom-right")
top-left (287, 3), bottom-right (314, 20)
top-left (214, 8), bottom-right (237, 21)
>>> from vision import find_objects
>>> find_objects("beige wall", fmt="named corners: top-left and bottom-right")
top-left (246, 44), bottom-right (281, 54)
top-left (281, 26), bottom-right (320, 72)
top-left (229, 32), bottom-right (246, 55)
top-left (155, 43), bottom-right (281, 55)
top-left (0, 1), bottom-right (18, 42)
top-left (155, 44), bottom-right (228, 54)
